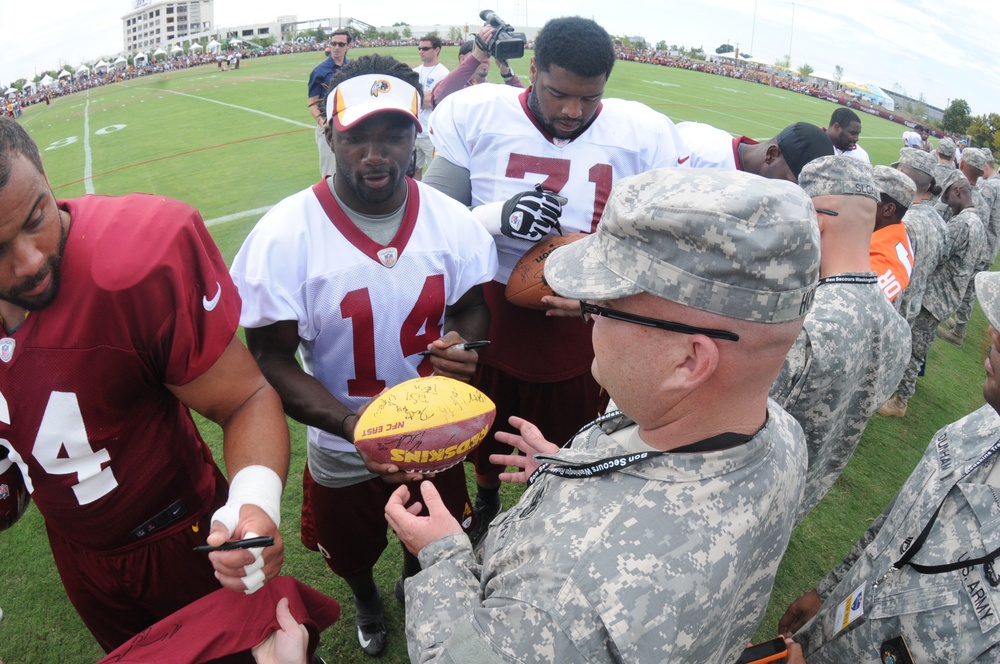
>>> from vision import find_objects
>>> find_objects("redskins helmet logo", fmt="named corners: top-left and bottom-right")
top-left (370, 79), bottom-right (392, 97)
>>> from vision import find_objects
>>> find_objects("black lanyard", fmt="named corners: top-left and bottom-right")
top-left (526, 412), bottom-right (751, 487)
top-left (893, 437), bottom-right (1000, 575)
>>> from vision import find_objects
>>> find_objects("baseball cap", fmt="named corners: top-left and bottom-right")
top-left (961, 147), bottom-right (987, 171)
top-left (937, 137), bottom-right (957, 158)
top-left (326, 73), bottom-right (422, 132)
top-left (892, 147), bottom-right (936, 176)
top-left (873, 165), bottom-right (916, 206)
top-left (775, 122), bottom-right (835, 178)
top-left (984, 149), bottom-right (996, 166)
top-left (903, 131), bottom-right (923, 148)
top-left (976, 271), bottom-right (1000, 330)
top-left (544, 169), bottom-right (820, 324)
top-left (960, 139), bottom-right (969, 146)
top-left (798, 155), bottom-right (879, 202)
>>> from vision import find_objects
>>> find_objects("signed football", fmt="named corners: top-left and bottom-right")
top-left (354, 376), bottom-right (496, 473)
top-left (505, 232), bottom-right (588, 309)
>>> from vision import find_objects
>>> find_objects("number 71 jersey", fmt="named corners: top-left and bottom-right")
top-left (429, 84), bottom-right (689, 282)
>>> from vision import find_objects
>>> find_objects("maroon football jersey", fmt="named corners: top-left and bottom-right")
top-left (0, 194), bottom-right (240, 550)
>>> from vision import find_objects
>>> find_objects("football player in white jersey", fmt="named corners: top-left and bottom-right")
top-left (423, 16), bottom-right (688, 545)
top-left (231, 55), bottom-right (498, 657)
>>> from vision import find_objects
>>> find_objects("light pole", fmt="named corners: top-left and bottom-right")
top-left (788, 2), bottom-right (795, 68)
top-left (750, 0), bottom-right (758, 56)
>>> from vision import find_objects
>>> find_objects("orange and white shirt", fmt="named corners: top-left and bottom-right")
top-left (871, 223), bottom-right (914, 302)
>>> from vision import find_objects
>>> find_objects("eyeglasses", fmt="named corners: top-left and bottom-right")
top-left (580, 301), bottom-right (740, 341)
top-left (331, 42), bottom-right (348, 47)
top-left (417, 46), bottom-right (435, 51)
top-left (814, 208), bottom-right (839, 216)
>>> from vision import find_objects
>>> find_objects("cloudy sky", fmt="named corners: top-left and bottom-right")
top-left (2, 0), bottom-right (997, 114)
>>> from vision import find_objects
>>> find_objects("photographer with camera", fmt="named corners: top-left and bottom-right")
top-left (423, 16), bottom-right (689, 548)
top-left (430, 24), bottom-right (523, 108)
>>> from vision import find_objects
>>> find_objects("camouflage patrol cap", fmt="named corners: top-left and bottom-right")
top-left (984, 149), bottom-right (995, 165)
top-left (891, 147), bottom-right (936, 176)
top-left (961, 147), bottom-right (987, 171)
top-left (937, 137), bottom-right (957, 158)
top-left (938, 168), bottom-right (966, 194)
top-left (873, 165), bottom-right (916, 206)
top-left (774, 122), bottom-right (835, 178)
top-left (798, 155), bottom-right (879, 201)
top-left (976, 272), bottom-right (1000, 330)
top-left (543, 168), bottom-right (820, 324)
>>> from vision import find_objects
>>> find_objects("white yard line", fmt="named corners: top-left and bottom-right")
top-left (139, 87), bottom-right (312, 128)
top-left (83, 92), bottom-right (95, 194)
top-left (205, 205), bottom-right (273, 227)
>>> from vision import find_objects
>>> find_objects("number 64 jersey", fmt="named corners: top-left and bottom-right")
top-left (429, 84), bottom-right (689, 283)
top-left (0, 195), bottom-right (241, 551)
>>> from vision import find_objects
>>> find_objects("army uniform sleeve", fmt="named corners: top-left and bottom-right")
top-left (769, 325), bottom-right (812, 407)
top-left (407, 534), bottom-right (580, 663)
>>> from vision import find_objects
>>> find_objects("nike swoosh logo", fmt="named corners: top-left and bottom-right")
top-left (203, 282), bottom-right (221, 311)
top-left (357, 627), bottom-right (372, 649)
top-left (678, 155), bottom-right (690, 164)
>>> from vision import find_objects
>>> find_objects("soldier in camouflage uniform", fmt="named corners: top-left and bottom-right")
top-left (779, 269), bottom-right (1000, 663)
top-left (895, 148), bottom-right (948, 324)
top-left (772, 157), bottom-right (911, 523)
top-left (936, 136), bottom-right (959, 166)
top-left (385, 168), bottom-right (821, 663)
top-left (942, 148), bottom-right (1000, 346)
top-left (882, 169), bottom-right (987, 417)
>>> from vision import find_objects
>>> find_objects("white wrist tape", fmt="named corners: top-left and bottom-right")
top-left (471, 201), bottom-right (505, 237)
top-left (211, 465), bottom-right (283, 536)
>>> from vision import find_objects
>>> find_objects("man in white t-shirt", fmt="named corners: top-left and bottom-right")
top-left (411, 35), bottom-right (449, 180)
top-left (827, 107), bottom-right (870, 163)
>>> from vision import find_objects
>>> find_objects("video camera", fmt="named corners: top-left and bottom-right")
top-left (479, 10), bottom-right (527, 62)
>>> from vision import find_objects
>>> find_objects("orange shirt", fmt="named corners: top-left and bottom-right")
top-left (870, 223), bottom-right (914, 302)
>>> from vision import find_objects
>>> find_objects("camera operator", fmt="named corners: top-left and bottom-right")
top-left (431, 25), bottom-right (523, 108)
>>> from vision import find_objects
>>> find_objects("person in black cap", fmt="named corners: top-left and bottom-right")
top-left (678, 120), bottom-right (834, 183)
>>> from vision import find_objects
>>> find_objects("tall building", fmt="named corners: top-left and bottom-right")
top-left (122, 0), bottom-right (215, 52)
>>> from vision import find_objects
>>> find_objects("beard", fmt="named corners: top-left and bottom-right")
top-left (527, 87), bottom-right (585, 140)
top-left (1, 219), bottom-right (68, 311)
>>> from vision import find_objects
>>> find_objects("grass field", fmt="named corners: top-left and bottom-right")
top-left (0, 46), bottom-right (990, 663)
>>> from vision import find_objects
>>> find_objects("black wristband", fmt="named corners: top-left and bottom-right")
top-left (501, 70), bottom-right (514, 79)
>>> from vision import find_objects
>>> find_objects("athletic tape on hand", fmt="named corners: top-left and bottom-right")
top-left (241, 531), bottom-right (266, 594)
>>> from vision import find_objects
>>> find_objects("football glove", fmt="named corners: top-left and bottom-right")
top-left (500, 185), bottom-right (566, 242)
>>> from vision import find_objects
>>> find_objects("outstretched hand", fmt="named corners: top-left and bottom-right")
top-left (385, 481), bottom-right (463, 556)
top-left (491, 416), bottom-right (560, 484)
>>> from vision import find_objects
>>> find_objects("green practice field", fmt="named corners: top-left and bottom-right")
top-left (0, 47), bottom-right (990, 663)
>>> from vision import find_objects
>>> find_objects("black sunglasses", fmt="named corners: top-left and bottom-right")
top-left (331, 42), bottom-right (349, 47)
top-left (417, 46), bottom-right (435, 51)
top-left (581, 301), bottom-right (739, 341)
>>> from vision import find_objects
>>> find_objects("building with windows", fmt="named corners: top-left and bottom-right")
top-left (122, 0), bottom-right (215, 52)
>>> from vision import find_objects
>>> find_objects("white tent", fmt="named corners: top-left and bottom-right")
top-left (94, 60), bottom-right (110, 73)
top-left (189, 42), bottom-right (204, 52)
top-left (153, 47), bottom-right (167, 59)
top-left (58, 68), bottom-right (72, 79)
top-left (4, 88), bottom-right (17, 97)
top-left (229, 38), bottom-right (241, 46)
top-left (170, 43), bottom-right (184, 54)
top-left (75, 64), bottom-right (90, 78)
top-left (23, 81), bottom-right (36, 92)
top-left (206, 39), bottom-right (221, 54)
top-left (135, 52), bottom-right (148, 66)
top-left (114, 55), bottom-right (127, 70)
top-left (39, 74), bottom-right (55, 88)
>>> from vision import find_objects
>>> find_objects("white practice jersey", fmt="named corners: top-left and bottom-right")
top-left (835, 143), bottom-right (871, 163)
top-left (429, 84), bottom-right (688, 281)
top-left (231, 179), bottom-right (498, 453)
top-left (676, 121), bottom-right (757, 170)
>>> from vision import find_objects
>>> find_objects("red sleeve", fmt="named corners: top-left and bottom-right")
top-left (432, 54), bottom-right (485, 107)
